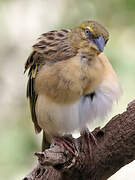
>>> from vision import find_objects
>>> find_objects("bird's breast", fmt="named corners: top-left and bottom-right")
top-left (35, 54), bottom-right (104, 104)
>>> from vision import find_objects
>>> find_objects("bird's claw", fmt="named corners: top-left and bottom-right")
top-left (53, 136), bottom-right (78, 156)
top-left (81, 129), bottom-right (97, 159)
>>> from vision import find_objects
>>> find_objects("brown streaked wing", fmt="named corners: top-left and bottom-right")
top-left (25, 52), bottom-right (44, 133)
top-left (32, 29), bottom-right (77, 61)
top-left (24, 29), bottom-right (77, 134)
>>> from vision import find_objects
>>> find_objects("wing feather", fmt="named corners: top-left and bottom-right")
top-left (24, 29), bottom-right (77, 134)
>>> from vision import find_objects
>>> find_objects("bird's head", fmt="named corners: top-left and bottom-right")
top-left (69, 20), bottom-right (109, 54)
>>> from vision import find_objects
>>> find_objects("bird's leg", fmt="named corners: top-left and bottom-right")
top-left (42, 131), bottom-right (51, 151)
top-left (53, 135), bottom-right (77, 156)
top-left (81, 128), bottom-right (97, 158)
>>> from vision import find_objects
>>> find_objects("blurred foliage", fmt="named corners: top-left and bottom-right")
top-left (59, 0), bottom-right (135, 27)
top-left (0, 0), bottom-right (135, 179)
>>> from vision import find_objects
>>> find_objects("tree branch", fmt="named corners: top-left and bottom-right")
top-left (23, 99), bottom-right (135, 180)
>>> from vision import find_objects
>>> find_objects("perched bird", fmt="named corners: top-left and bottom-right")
top-left (25, 20), bottom-right (121, 153)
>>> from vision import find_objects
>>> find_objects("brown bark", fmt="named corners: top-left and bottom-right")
top-left (23, 100), bottom-right (135, 180)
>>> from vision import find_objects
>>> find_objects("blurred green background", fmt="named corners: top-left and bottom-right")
top-left (0, 0), bottom-right (135, 179)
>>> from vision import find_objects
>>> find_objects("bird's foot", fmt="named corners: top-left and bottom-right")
top-left (81, 128), bottom-right (97, 159)
top-left (53, 136), bottom-right (77, 156)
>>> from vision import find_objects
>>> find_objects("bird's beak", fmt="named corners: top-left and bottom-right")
top-left (93, 35), bottom-right (105, 52)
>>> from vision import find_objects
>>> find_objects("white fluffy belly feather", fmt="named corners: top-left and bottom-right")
top-left (36, 79), bottom-right (121, 137)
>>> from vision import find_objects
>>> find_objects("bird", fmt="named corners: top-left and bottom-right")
top-left (24, 20), bottom-right (121, 154)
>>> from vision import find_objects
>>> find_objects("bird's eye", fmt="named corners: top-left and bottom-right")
top-left (84, 29), bottom-right (90, 36)
top-left (84, 28), bottom-right (95, 40)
